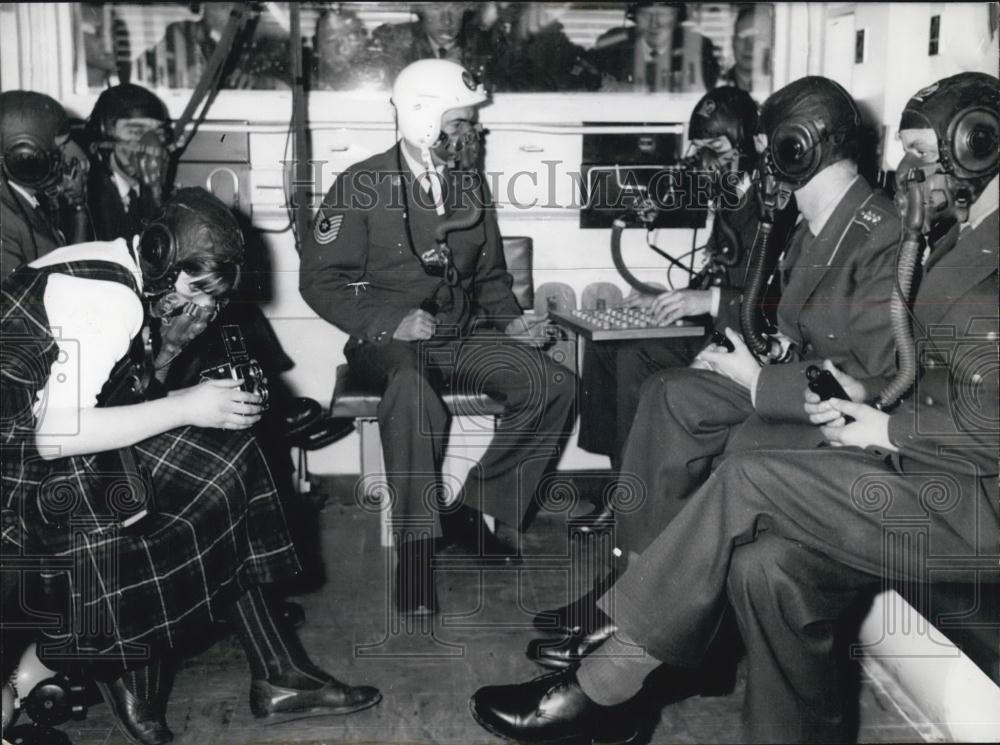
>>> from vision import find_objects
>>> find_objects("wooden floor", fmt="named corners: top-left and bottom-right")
top-left (46, 480), bottom-right (924, 745)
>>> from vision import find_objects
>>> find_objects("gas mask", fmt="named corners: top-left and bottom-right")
top-left (430, 120), bottom-right (484, 170)
top-left (682, 142), bottom-right (741, 203)
top-left (894, 152), bottom-right (971, 234)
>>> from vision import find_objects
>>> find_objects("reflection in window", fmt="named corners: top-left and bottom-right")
top-left (74, 3), bottom-right (774, 96)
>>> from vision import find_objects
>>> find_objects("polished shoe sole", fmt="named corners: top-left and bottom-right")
top-left (468, 698), bottom-right (641, 745)
top-left (250, 683), bottom-right (382, 718)
top-left (95, 682), bottom-right (174, 745)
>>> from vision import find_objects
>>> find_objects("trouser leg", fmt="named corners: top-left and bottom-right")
top-left (453, 338), bottom-right (576, 530)
top-left (347, 341), bottom-right (449, 535)
top-left (616, 368), bottom-right (754, 554)
top-left (604, 447), bottom-right (983, 667)
top-left (614, 337), bottom-right (702, 467)
top-left (727, 533), bottom-right (878, 743)
top-left (577, 340), bottom-right (619, 460)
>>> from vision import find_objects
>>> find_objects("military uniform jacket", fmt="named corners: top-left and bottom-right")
top-left (300, 144), bottom-right (523, 351)
top-left (0, 179), bottom-right (64, 276)
top-left (754, 177), bottom-right (900, 422)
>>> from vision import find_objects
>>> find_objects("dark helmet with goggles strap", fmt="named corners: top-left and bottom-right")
top-left (900, 72), bottom-right (1000, 195)
top-left (688, 85), bottom-right (760, 175)
top-left (760, 75), bottom-right (861, 187)
top-left (0, 90), bottom-right (68, 190)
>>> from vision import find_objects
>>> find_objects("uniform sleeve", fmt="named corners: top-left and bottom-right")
top-left (755, 211), bottom-right (900, 423)
top-left (888, 365), bottom-right (999, 476)
top-left (473, 208), bottom-right (523, 329)
top-left (299, 171), bottom-right (408, 345)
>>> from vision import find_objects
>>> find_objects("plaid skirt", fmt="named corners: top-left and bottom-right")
top-left (2, 425), bottom-right (301, 669)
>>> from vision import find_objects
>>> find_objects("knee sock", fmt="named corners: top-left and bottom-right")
top-left (229, 587), bottom-right (330, 689)
top-left (576, 633), bottom-right (661, 706)
top-left (121, 659), bottom-right (165, 705)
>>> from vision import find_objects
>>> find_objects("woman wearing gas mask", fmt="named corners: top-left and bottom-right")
top-left (470, 71), bottom-right (999, 745)
top-left (1, 188), bottom-right (380, 745)
top-left (300, 59), bottom-right (576, 616)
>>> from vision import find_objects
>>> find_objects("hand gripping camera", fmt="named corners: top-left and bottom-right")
top-left (200, 324), bottom-right (269, 407)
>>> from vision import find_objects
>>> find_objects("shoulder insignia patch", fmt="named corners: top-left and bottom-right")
top-left (314, 213), bottom-right (343, 245)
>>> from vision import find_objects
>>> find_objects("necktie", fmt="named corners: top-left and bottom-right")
top-left (646, 49), bottom-right (659, 92)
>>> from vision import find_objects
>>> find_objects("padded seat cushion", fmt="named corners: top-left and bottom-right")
top-left (330, 363), bottom-right (506, 419)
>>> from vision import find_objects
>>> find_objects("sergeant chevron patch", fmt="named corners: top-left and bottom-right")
top-left (314, 214), bottom-right (343, 245)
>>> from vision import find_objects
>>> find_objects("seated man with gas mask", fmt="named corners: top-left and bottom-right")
top-left (531, 75), bottom-right (902, 654)
top-left (470, 71), bottom-right (1000, 745)
top-left (578, 86), bottom-right (789, 471)
top-left (300, 59), bottom-right (577, 616)
top-left (0, 90), bottom-right (70, 276)
top-left (1, 187), bottom-right (381, 745)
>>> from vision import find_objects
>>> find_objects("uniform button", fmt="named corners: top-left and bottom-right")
top-left (924, 396), bottom-right (935, 406)
top-left (971, 373), bottom-right (983, 384)
top-left (826, 333), bottom-right (836, 340)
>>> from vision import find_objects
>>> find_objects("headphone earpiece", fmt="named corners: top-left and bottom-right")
top-left (137, 220), bottom-right (177, 286)
top-left (1, 134), bottom-right (61, 189)
top-left (947, 106), bottom-right (1000, 179)
top-left (769, 119), bottom-right (825, 184)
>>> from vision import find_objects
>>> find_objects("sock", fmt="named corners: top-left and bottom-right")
top-left (576, 633), bottom-right (661, 706)
top-left (228, 587), bottom-right (330, 689)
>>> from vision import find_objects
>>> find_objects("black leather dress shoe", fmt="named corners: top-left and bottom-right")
top-left (249, 678), bottom-right (381, 718)
top-left (395, 538), bottom-right (438, 616)
top-left (470, 670), bottom-right (640, 744)
top-left (95, 679), bottom-right (173, 745)
top-left (438, 504), bottom-right (522, 566)
top-left (527, 624), bottom-right (617, 670)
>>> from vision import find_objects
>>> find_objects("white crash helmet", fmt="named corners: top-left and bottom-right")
top-left (391, 59), bottom-right (488, 149)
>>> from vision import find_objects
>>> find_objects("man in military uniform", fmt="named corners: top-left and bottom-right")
top-left (299, 60), bottom-right (576, 616)
top-left (470, 71), bottom-right (999, 745)
top-left (530, 76), bottom-right (902, 649)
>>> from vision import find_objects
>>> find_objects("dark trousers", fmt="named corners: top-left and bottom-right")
top-left (577, 337), bottom-right (702, 468)
top-left (728, 533), bottom-right (876, 742)
top-left (602, 447), bottom-right (989, 742)
top-left (346, 333), bottom-right (576, 534)
top-left (615, 367), bottom-right (754, 553)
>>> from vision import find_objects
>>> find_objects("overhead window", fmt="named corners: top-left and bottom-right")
top-left (74, 2), bottom-right (776, 96)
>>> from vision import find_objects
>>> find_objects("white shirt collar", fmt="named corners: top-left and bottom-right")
top-left (111, 167), bottom-right (137, 203)
top-left (400, 141), bottom-right (444, 190)
top-left (795, 160), bottom-right (859, 236)
top-left (8, 181), bottom-right (39, 208)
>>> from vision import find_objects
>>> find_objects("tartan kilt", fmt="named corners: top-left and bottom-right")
top-left (3, 425), bottom-right (301, 670)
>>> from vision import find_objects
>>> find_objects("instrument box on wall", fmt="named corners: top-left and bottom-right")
top-left (580, 127), bottom-right (707, 230)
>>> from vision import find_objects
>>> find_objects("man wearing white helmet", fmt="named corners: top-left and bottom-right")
top-left (300, 59), bottom-right (576, 616)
